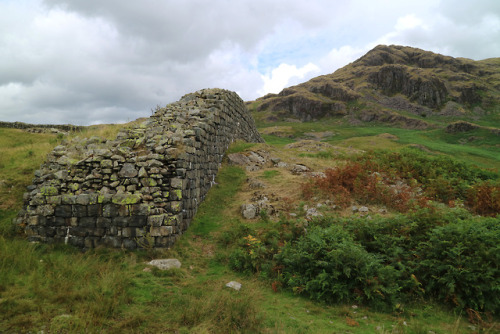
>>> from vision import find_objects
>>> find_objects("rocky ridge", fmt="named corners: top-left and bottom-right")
top-left (251, 45), bottom-right (499, 127)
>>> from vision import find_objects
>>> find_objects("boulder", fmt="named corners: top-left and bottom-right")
top-left (147, 259), bottom-right (181, 270)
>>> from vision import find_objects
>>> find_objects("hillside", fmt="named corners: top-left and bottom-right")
top-left (250, 45), bottom-right (500, 129)
top-left (0, 46), bottom-right (499, 332)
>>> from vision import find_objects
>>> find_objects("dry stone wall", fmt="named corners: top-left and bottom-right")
top-left (16, 88), bottom-right (264, 249)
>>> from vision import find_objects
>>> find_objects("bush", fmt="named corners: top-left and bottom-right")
top-left (415, 217), bottom-right (500, 313)
top-left (467, 181), bottom-right (500, 216)
top-left (302, 160), bottom-right (426, 212)
top-left (229, 207), bottom-right (500, 315)
top-left (275, 224), bottom-right (400, 309)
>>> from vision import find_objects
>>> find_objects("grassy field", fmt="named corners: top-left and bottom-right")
top-left (0, 122), bottom-right (498, 332)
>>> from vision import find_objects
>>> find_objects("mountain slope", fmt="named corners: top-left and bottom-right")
top-left (251, 45), bottom-right (500, 128)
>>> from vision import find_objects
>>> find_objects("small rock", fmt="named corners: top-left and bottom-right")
top-left (247, 178), bottom-right (266, 189)
top-left (147, 259), bottom-right (181, 270)
top-left (291, 164), bottom-right (310, 175)
top-left (358, 206), bottom-right (369, 213)
top-left (270, 157), bottom-right (281, 164)
top-left (241, 203), bottom-right (258, 219)
top-left (225, 281), bottom-right (242, 291)
top-left (306, 207), bottom-right (323, 219)
top-left (351, 206), bottom-right (358, 212)
top-left (118, 163), bottom-right (138, 178)
top-left (246, 165), bottom-right (260, 172)
top-left (227, 153), bottom-right (251, 166)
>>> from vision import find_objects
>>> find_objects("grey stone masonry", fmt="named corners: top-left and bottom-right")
top-left (16, 88), bottom-right (264, 249)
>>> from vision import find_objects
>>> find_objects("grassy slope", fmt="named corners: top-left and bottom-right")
top-left (0, 123), bottom-right (498, 332)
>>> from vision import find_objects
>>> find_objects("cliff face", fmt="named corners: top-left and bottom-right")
top-left (252, 45), bottom-right (500, 127)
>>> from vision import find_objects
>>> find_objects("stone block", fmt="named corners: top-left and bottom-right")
top-left (131, 204), bottom-right (152, 216)
top-left (113, 216), bottom-right (131, 227)
top-left (72, 205), bottom-right (87, 217)
top-left (148, 214), bottom-right (165, 227)
top-left (104, 236), bottom-right (122, 248)
top-left (150, 226), bottom-right (173, 237)
top-left (122, 238), bottom-right (137, 250)
top-left (103, 204), bottom-right (120, 217)
top-left (129, 215), bottom-right (147, 227)
top-left (87, 204), bottom-right (101, 217)
top-left (122, 227), bottom-right (136, 238)
top-left (76, 194), bottom-right (91, 205)
top-left (61, 194), bottom-right (77, 205)
top-left (80, 217), bottom-right (96, 228)
top-left (36, 205), bottom-right (55, 216)
top-left (96, 217), bottom-right (111, 228)
top-left (55, 205), bottom-right (72, 218)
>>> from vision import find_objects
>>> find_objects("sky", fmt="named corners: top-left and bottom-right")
top-left (0, 0), bottom-right (499, 125)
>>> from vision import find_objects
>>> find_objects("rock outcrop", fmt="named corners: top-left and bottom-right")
top-left (252, 45), bottom-right (499, 126)
top-left (16, 89), bottom-right (263, 249)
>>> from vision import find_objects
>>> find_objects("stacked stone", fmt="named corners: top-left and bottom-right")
top-left (17, 88), bottom-right (263, 249)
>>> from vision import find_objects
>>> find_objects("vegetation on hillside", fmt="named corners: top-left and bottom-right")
top-left (0, 44), bottom-right (499, 332)
top-left (2, 114), bottom-right (498, 332)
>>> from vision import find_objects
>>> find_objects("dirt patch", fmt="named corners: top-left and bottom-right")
top-left (260, 126), bottom-right (294, 138)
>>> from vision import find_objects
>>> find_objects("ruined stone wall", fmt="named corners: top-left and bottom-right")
top-left (17, 89), bottom-right (263, 249)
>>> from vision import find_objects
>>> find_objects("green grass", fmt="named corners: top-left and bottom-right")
top-left (261, 170), bottom-right (281, 179)
top-left (0, 128), bottom-right (60, 210)
top-left (1, 123), bottom-right (498, 332)
top-left (188, 166), bottom-right (246, 237)
top-left (259, 121), bottom-right (500, 169)
top-left (226, 140), bottom-right (257, 154)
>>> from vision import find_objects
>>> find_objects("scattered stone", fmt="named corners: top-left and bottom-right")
top-left (245, 165), bottom-right (260, 172)
top-left (225, 281), bottom-right (242, 291)
top-left (241, 203), bottom-right (258, 219)
top-left (306, 207), bottom-right (323, 219)
top-left (147, 259), bottom-right (181, 270)
top-left (291, 164), bottom-right (310, 175)
top-left (247, 178), bottom-right (266, 189)
top-left (358, 206), bottom-right (369, 213)
top-left (227, 153), bottom-right (251, 166)
top-left (270, 157), bottom-right (281, 164)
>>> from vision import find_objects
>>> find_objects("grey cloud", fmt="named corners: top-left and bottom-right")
top-left (0, 0), bottom-right (499, 126)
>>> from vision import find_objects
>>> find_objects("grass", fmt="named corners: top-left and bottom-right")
top-left (1, 123), bottom-right (498, 332)
top-left (0, 128), bottom-right (60, 210)
top-left (257, 120), bottom-right (500, 169)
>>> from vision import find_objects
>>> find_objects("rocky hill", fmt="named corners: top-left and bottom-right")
top-left (251, 45), bottom-right (500, 128)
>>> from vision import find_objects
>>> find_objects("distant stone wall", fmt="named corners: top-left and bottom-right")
top-left (0, 121), bottom-right (83, 132)
top-left (16, 89), bottom-right (264, 249)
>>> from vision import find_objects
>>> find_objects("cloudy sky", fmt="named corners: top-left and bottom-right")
top-left (0, 0), bottom-right (499, 125)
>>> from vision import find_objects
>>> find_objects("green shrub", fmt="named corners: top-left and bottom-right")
top-left (275, 224), bottom-right (400, 310)
top-left (415, 217), bottom-right (500, 313)
top-left (229, 207), bottom-right (500, 315)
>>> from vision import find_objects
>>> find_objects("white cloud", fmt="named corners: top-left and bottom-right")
top-left (319, 45), bottom-right (369, 74)
top-left (0, 0), bottom-right (498, 125)
top-left (259, 63), bottom-right (320, 95)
